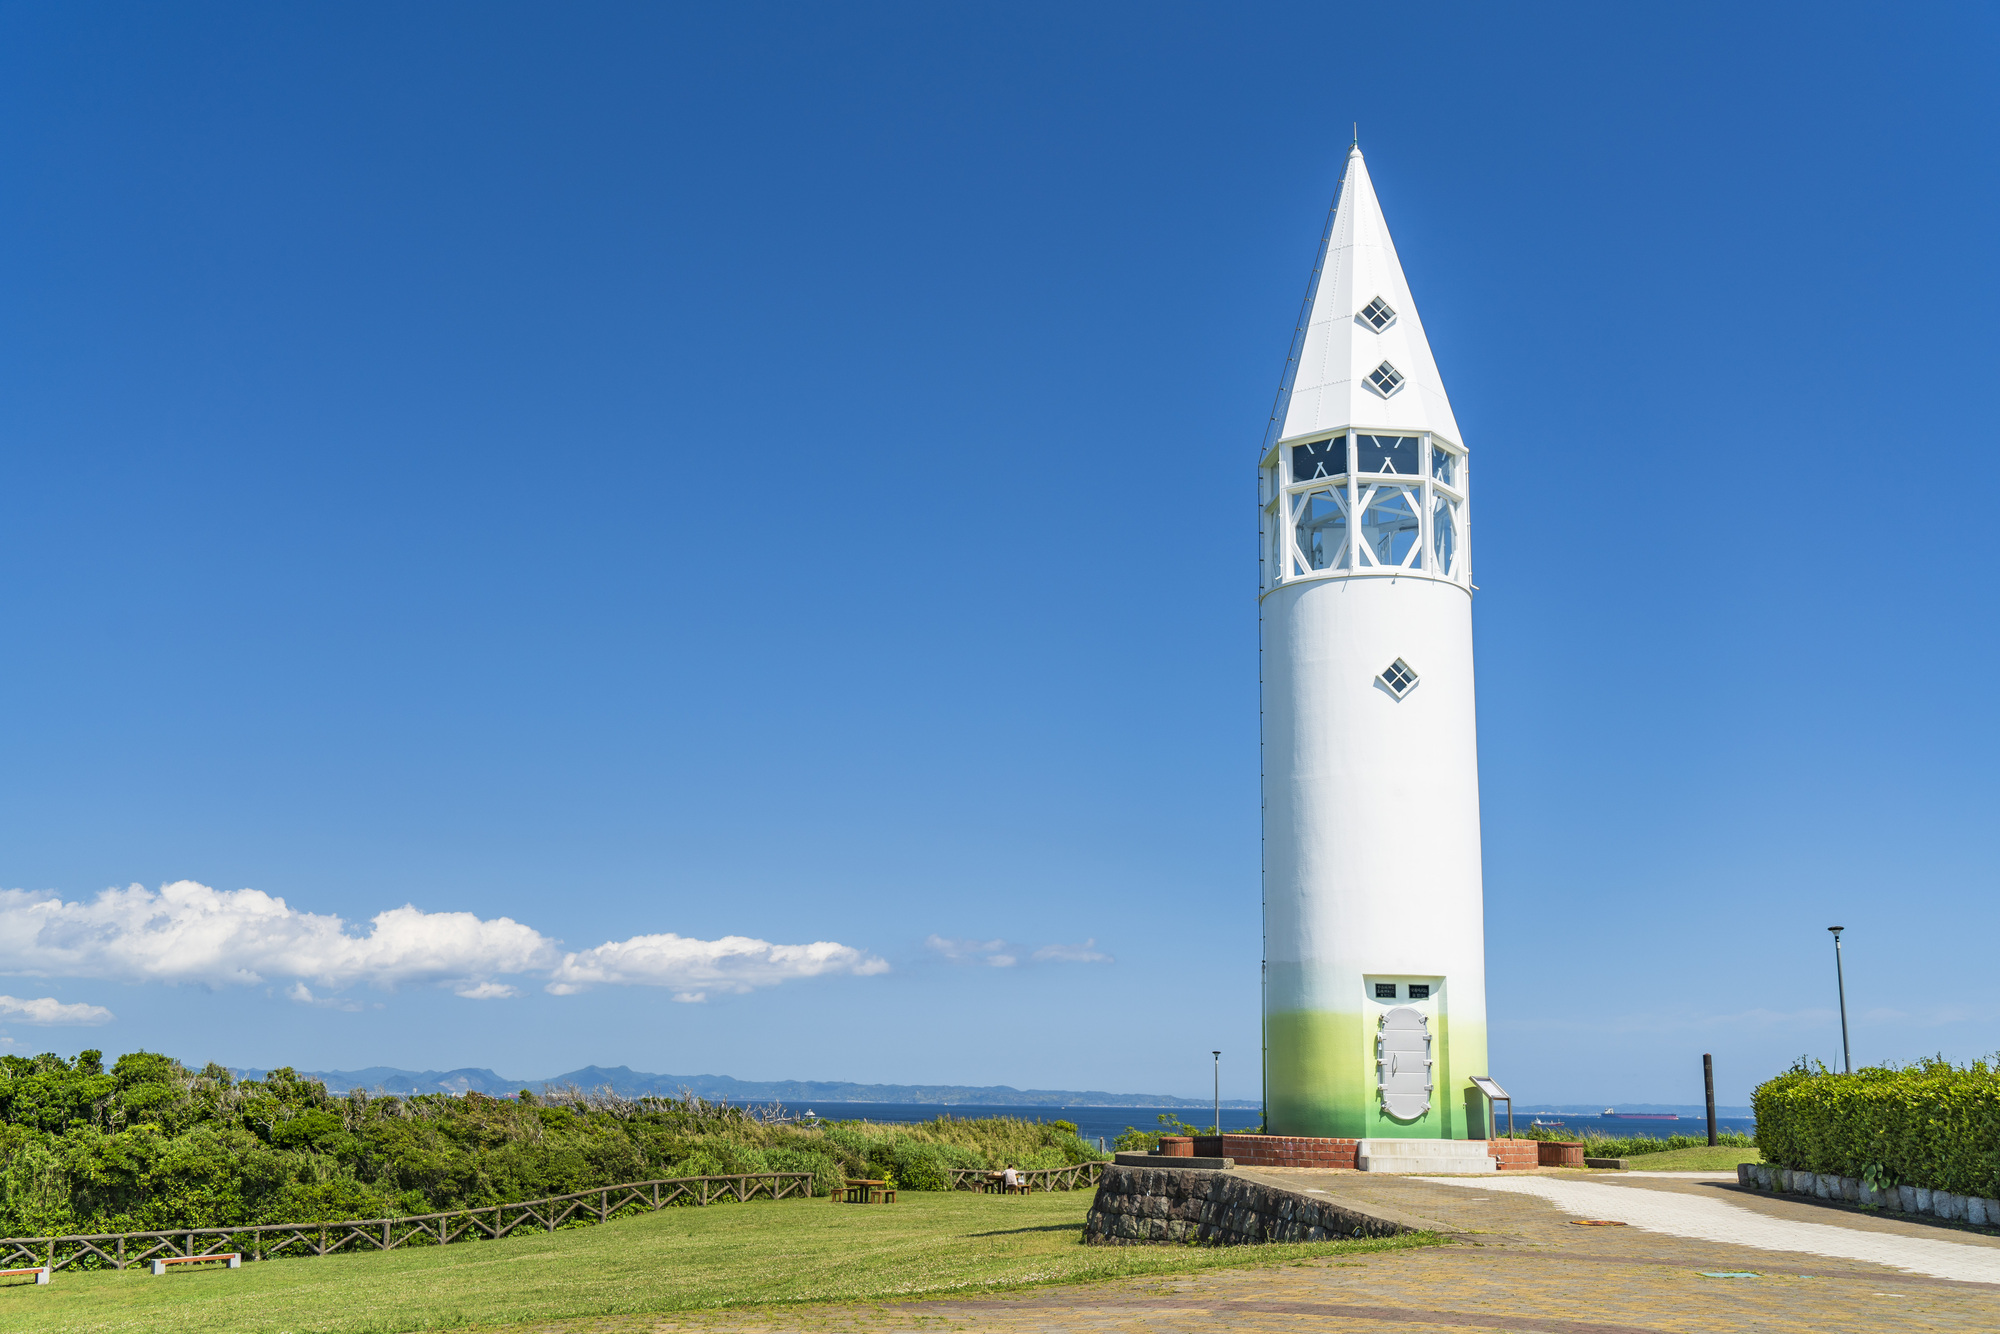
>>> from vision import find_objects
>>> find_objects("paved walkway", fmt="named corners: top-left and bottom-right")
top-left (1420, 1172), bottom-right (2000, 1283)
top-left (500, 1170), bottom-right (2000, 1334)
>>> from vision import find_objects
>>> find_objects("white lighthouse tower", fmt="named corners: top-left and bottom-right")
top-left (1259, 145), bottom-right (1490, 1147)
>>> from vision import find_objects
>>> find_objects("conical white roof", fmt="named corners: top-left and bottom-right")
top-left (1277, 146), bottom-right (1462, 447)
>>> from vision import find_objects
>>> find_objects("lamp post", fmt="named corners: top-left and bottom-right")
top-left (1828, 926), bottom-right (1851, 1074)
top-left (1212, 1051), bottom-right (1221, 1135)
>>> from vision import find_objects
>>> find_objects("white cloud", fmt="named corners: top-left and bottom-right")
top-left (925, 934), bottom-right (1016, 967)
top-left (0, 995), bottom-right (114, 1026)
top-left (930, 934), bottom-right (1109, 966)
top-left (548, 934), bottom-right (889, 1002)
top-left (0, 882), bottom-right (552, 990)
top-left (453, 981), bottom-right (521, 1000)
top-left (284, 982), bottom-right (365, 1011)
top-left (1032, 939), bottom-right (1112, 964)
top-left (0, 882), bottom-right (887, 1006)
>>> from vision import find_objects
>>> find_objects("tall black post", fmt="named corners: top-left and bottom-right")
top-left (1703, 1053), bottom-right (1717, 1147)
top-left (1828, 926), bottom-right (1851, 1074)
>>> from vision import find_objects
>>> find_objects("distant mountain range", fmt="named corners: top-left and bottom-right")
top-left (229, 1064), bottom-right (1260, 1108)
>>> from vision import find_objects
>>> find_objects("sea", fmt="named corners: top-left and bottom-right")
top-left (1512, 1112), bottom-right (1757, 1140)
top-left (727, 1102), bottom-right (1751, 1149)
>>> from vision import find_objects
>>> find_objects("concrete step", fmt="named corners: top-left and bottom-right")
top-left (1355, 1139), bottom-right (1497, 1174)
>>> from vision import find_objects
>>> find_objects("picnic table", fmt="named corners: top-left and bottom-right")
top-left (982, 1171), bottom-right (1030, 1195)
top-left (843, 1178), bottom-right (897, 1204)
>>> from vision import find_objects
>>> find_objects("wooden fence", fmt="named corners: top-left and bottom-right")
top-left (0, 1172), bottom-right (814, 1274)
top-left (948, 1162), bottom-right (1105, 1193)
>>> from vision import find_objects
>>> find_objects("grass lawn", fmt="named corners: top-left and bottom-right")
top-left (1615, 1145), bottom-right (1763, 1171)
top-left (0, 1191), bottom-right (1442, 1334)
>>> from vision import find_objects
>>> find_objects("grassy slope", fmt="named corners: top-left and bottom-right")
top-left (0, 1192), bottom-right (1440, 1334)
top-left (1616, 1145), bottom-right (1763, 1171)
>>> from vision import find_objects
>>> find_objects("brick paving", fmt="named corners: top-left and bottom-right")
top-left (495, 1170), bottom-right (2000, 1334)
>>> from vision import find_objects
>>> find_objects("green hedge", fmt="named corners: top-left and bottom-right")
top-left (1753, 1057), bottom-right (2000, 1196)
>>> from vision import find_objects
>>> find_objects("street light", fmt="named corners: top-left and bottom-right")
top-left (1828, 926), bottom-right (1851, 1074)
top-left (1212, 1051), bottom-right (1221, 1136)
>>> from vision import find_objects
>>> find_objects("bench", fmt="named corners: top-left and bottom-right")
top-left (151, 1253), bottom-right (241, 1275)
top-left (0, 1266), bottom-right (50, 1285)
top-left (843, 1178), bottom-right (897, 1204)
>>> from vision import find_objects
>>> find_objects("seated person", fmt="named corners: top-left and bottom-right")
top-left (1001, 1165), bottom-right (1020, 1191)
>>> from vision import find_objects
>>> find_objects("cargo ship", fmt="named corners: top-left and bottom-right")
top-left (1601, 1108), bottom-right (1680, 1121)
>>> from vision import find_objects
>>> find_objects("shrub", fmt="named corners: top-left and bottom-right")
top-left (1114, 1113), bottom-right (1203, 1153)
top-left (1513, 1128), bottom-right (1754, 1156)
top-left (0, 1051), bottom-right (1111, 1232)
top-left (762, 1146), bottom-right (845, 1197)
top-left (887, 1115), bottom-right (1106, 1166)
top-left (1753, 1056), bottom-right (2000, 1196)
top-left (862, 1136), bottom-right (971, 1191)
top-left (668, 1142), bottom-right (770, 1181)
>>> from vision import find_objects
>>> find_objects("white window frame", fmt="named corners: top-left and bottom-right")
top-left (1262, 428), bottom-right (1471, 597)
top-left (1364, 362), bottom-right (1405, 398)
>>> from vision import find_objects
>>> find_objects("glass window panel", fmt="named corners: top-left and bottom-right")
top-left (1360, 485), bottom-right (1422, 568)
top-left (1355, 434), bottom-right (1419, 476)
top-left (1293, 488), bottom-right (1348, 571)
top-left (1289, 435), bottom-right (1346, 482)
top-left (1429, 492), bottom-right (1460, 578)
top-left (1429, 444), bottom-right (1458, 489)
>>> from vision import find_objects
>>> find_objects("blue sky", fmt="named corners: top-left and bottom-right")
top-left (0, 3), bottom-right (1994, 1106)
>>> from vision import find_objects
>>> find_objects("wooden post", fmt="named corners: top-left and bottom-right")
top-left (1703, 1054), bottom-right (1718, 1147)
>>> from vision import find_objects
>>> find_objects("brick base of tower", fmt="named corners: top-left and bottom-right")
top-left (1191, 1133), bottom-right (1540, 1170)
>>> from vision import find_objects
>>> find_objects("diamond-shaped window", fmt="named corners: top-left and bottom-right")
top-left (1366, 362), bottom-right (1404, 397)
top-left (1359, 296), bottom-right (1396, 331)
top-left (1377, 658), bottom-right (1419, 699)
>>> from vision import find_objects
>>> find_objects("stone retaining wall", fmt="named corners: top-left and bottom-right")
top-left (1738, 1162), bottom-right (2000, 1227)
top-left (1083, 1165), bottom-right (1410, 1245)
